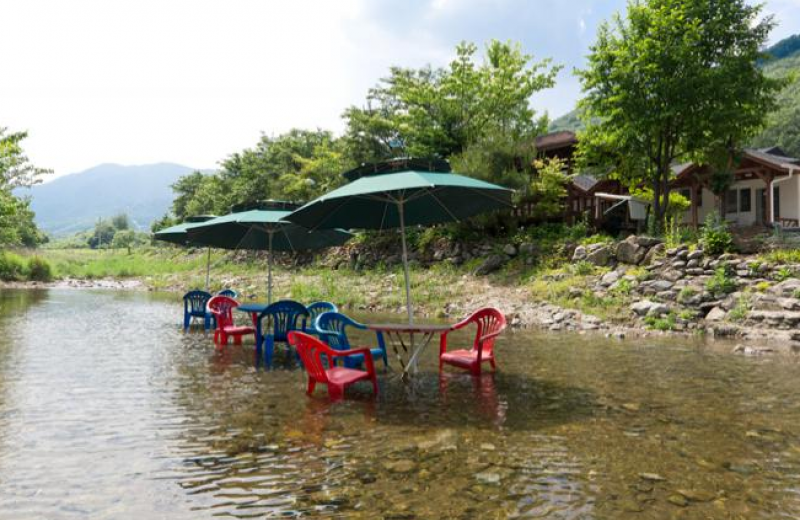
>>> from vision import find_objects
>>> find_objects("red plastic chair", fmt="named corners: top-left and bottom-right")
top-left (439, 307), bottom-right (507, 375)
top-left (207, 295), bottom-right (256, 345)
top-left (287, 331), bottom-right (378, 400)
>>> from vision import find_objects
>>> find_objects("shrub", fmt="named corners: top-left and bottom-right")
top-left (644, 313), bottom-right (676, 331)
top-left (775, 266), bottom-right (795, 282)
top-left (610, 278), bottom-right (634, 295)
top-left (570, 260), bottom-right (596, 276)
top-left (700, 211), bottom-right (733, 255)
top-left (728, 294), bottom-right (751, 322)
top-left (706, 266), bottom-right (737, 296)
top-left (0, 252), bottom-right (27, 281)
top-left (26, 256), bottom-right (53, 282)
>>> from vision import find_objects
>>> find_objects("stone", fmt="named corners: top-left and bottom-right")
top-left (686, 259), bottom-right (700, 269)
top-left (475, 472), bottom-right (501, 484)
top-left (502, 244), bottom-right (517, 257)
top-left (769, 278), bottom-right (800, 297)
top-left (778, 297), bottom-right (800, 310)
top-left (601, 271), bottom-right (621, 286)
top-left (662, 270), bottom-right (684, 282)
top-left (671, 260), bottom-right (687, 269)
top-left (572, 245), bottom-right (588, 262)
top-left (668, 494), bottom-right (689, 507)
top-left (634, 236), bottom-right (663, 248)
top-left (643, 243), bottom-right (666, 265)
top-left (519, 242), bottom-right (537, 256)
top-left (687, 250), bottom-right (704, 261)
top-left (586, 246), bottom-right (612, 266)
top-left (384, 460), bottom-right (417, 474)
top-left (616, 236), bottom-right (646, 265)
top-left (639, 473), bottom-right (666, 482)
top-left (733, 344), bottom-right (775, 356)
top-left (631, 300), bottom-right (655, 316)
top-left (651, 280), bottom-right (674, 291)
top-left (474, 255), bottom-right (506, 276)
top-left (705, 307), bottom-right (727, 321)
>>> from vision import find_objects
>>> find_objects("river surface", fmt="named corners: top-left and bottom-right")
top-left (2, 289), bottom-right (800, 519)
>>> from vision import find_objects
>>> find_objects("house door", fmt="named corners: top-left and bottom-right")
top-left (756, 189), bottom-right (766, 224)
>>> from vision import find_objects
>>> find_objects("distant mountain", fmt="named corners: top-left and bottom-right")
top-left (549, 33), bottom-right (800, 158)
top-left (19, 163), bottom-right (206, 236)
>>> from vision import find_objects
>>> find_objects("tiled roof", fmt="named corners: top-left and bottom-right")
top-left (535, 131), bottom-right (577, 151)
top-left (745, 148), bottom-right (799, 168)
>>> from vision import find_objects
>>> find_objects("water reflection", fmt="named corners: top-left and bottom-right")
top-left (3, 289), bottom-right (800, 518)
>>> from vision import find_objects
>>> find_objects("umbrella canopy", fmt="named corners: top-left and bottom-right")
top-left (153, 215), bottom-right (216, 245)
top-left (286, 166), bottom-right (514, 322)
top-left (185, 208), bottom-right (352, 252)
top-left (153, 215), bottom-right (217, 291)
top-left (185, 201), bottom-right (352, 303)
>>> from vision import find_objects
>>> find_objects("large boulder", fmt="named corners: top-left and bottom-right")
top-left (769, 278), bottom-right (800, 297)
top-left (474, 254), bottom-right (506, 276)
top-left (572, 245), bottom-right (588, 262)
top-left (616, 236), bottom-right (648, 265)
top-left (586, 245), bottom-right (613, 266)
top-left (631, 300), bottom-right (669, 317)
top-left (705, 307), bottom-right (727, 322)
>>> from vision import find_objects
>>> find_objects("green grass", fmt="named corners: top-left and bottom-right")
top-left (759, 249), bottom-right (800, 265)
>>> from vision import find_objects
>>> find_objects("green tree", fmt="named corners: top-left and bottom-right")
top-left (171, 171), bottom-right (210, 220)
top-left (87, 220), bottom-right (116, 249)
top-left (111, 229), bottom-right (136, 254)
top-left (577, 0), bottom-right (782, 233)
top-left (0, 127), bottom-right (50, 247)
top-left (343, 40), bottom-right (559, 166)
top-left (529, 157), bottom-right (571, 219)
top-left (111, 213), bottom-right (130, 230)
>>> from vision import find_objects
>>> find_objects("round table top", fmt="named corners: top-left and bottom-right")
top-left (366, 323), bottom-right (451, 333)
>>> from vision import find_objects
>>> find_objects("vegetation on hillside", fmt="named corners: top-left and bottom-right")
top-left (752, 49), bottom-right (800, 157)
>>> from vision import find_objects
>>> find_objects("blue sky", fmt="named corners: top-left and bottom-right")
top-left (2, 0), bottom-right (799, 177)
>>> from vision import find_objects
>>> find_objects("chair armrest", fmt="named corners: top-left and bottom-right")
top-left (333, 348), bottom-right (376, 374)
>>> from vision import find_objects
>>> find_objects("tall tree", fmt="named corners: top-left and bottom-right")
top-left (0, 127), bottom-right (50, 247)
top-left (343, 40), bottom-right (560, 166)
top-left (577, 0), bottom-right (782, 232)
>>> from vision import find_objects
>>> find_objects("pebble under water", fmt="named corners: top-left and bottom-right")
top-left (2, 288), bottom-right (800, 519)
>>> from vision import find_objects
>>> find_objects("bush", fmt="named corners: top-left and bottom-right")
top-left (700, 211), bottom-right (733, 255)
top-left (26, 256), bottom-right (53, 282)
top-left (706, 266), bottom-right (737, 296)
top-left (570, 260), bottom-right (596, 276)
top-left (0, 252), bottom-right (27, 281)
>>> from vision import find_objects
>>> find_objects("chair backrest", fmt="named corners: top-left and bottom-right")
top-left (314, 312), bottom-right (364, 351)
top-left (207, 295), bottom-right (240, 329)
top-left (465, 308), bottom-right (507, 356)
top-left (306, 302), bottom-right (338, 326)
top-left (217, 289), bottom-right (238, 299)
top-left (258, 300), bottom-right (309, 342)
top-left (183, 290), bottom-right (212, 314)
top-left (288, 331), bottom-right (333, 384)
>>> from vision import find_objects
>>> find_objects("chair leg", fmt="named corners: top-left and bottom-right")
top-left (328, 384), bottom-right (344, 401)
top-left (264, 336), bottom-right (275, 368)
top-left (490, 358), bottom-right (496, 371)
top-left (371, 374), bottom-right (378, 395)
top-left (471, 363), bottom-right (482, 377)
top-left (307, 379), bottom-right (317, 395)
top-left (183, 313), bottom-right (190, 331)
top-left (234, 334), bottom-right (242, 345)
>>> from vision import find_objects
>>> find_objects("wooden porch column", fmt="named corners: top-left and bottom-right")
top-left (755, 169), bottom-right (775, 225)
top-left (691, 181), bottom-right (700, 229)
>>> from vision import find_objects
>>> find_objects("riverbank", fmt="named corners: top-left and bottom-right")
top-left (5, 237), bottom-right (800, 354)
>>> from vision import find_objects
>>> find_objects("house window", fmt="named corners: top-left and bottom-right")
top-left (740, 188), bottom-right (751, 213)
top-left (725, 190), bottom-right (738, 214)
top-left (679, 188), bottom-right (691, 202)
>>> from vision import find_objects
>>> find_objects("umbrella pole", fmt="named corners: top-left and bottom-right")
top-left (398, 201), bottom-right (413, 324)
top-left (205, 247), bottom-right (211, 292)
top-left (267, 232), bottom-right (273, 305)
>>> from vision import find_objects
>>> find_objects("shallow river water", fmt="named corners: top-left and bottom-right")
top-left (2, 289), bottom-right (800, 519)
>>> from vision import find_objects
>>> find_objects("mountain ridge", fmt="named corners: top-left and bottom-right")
top-left (21, 162), bottom-right (213, 236)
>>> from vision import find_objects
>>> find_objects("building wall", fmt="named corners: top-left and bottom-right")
top-left (679, 175), bottom-right (800, 227)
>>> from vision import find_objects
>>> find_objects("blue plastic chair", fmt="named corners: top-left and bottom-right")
top-left (183, 290), bottom-right (213, 331)
top-left (217, 289), bottom-right (238, 299)
top-left (315, 312), bottom-right (389, 369)
top-left (256, 300), bottom-right (310, 367)
top-left (305, 302), bottom-right (338, 335)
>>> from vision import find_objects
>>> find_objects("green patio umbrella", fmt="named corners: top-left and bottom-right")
top-left (286, 160), bottom-right (514, 323)
top-left (186, 201), bottom-right (352, 303)
top-left (153, 215), bottom-right (217, 291)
